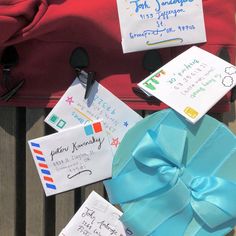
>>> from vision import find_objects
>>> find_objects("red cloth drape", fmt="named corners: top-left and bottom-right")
top-left (0, 0), bottom-right (235, 111)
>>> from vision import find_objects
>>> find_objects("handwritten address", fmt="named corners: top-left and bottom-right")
top-left (59, 192), bottom-right (134, 236)
top-left (141, 58), bottom-right (219, 99)
top-left (50, 136), bottom-right (104, 161)
top-left (72, 93), bottom-right (119, 134)
top-left (127, 0), bottom-right (196, 44)
top-left (49, 135), bottom-right (105, 179)
top-left (117, 0), bottom-right (206, 52)
top-left (76, 207), bottom-right (134, 236)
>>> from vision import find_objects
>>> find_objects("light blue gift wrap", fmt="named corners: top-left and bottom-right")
top-left (104, 109), bottom-right (236, 236)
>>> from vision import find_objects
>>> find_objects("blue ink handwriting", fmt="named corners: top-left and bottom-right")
top-left (156, 0), bottom-right (194, 11)
top-left (140, 13), bottom-right (154, 20)
top-left (93, 95), bottom-right (116, 115)
top-left (129, 26), bottom-right (175, 39)
top-left (156, 8), bottom-right (185, 20)
top-left (72, 111), bottom-right (86, 124)
top-left (178, 25), bottom-right (195, 31)
top-left (129, 28), bottom-right (165, 39)
top-left (130, 0), bottom-right (150, 13)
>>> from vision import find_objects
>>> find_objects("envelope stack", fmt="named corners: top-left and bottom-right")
top-left (24, 0), bottom-right (236, 235)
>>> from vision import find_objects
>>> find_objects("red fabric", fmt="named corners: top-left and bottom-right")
top-left (0, 0), bottom-right (235, 111)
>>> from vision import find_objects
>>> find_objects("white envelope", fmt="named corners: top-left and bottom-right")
top-left (138, 46), bottom-right (236, 123)
top-left (116, 0), bottom-right (206, 53)
top-left (59, 191), bottom-right (134, 236)
top-left (44, 77), bottom-right (142, 153)
top-left (28, 122), bottom-right (113, 196)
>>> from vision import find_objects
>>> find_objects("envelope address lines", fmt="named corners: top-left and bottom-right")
top-left (30, 142), bottom-right (57, 190)
top-left (129, 0), bottom-right (195, 45)
top-left (72, 95), bottom-right (117, 135)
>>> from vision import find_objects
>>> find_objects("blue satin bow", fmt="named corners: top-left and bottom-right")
top-left (104, 124), bottom-right (236, 236)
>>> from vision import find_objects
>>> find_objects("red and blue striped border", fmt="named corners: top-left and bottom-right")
top-left (30, 142), bottom-right (57, 190)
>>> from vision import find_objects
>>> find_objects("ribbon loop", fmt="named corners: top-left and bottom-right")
top-left (133, 125), bottom-right (187, 169)
top-left (132, 129), bottom-right (167, 168)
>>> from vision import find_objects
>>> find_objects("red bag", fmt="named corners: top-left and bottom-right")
top-left (0, 0), bottom-right (235, 111)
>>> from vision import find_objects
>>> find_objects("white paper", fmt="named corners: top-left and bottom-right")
top-left (28, 122), bottom-right (113, 196)
top-left (138, 46), bottom-right (236, 123)
top-left (59, 191), bottom-right (134, 236)
top-left (44, 77), bottom-right (142, 153)
top-left (116, 0), bottom-right (206, 53)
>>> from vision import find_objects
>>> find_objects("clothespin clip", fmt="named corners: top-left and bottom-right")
top-left (217, 47), bottom-right (236, 103)
top-left (132, 50), bottom-right (162, 102)
top-left (0, 46), bottom-right (24, 101)
top-left (70, 47), bottom-right (95, 99)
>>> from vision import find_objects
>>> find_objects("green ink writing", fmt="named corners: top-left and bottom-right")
top-left (143, 70), bottom-right (165, 90)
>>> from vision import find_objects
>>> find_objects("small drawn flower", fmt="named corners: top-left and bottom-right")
top-left (225, 66), bottom-right (236, 75)
top-left (222, 76), bottom-right (234, 87)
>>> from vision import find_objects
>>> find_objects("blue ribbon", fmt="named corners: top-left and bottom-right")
top-left (104, 124), bottom-right (236, 236)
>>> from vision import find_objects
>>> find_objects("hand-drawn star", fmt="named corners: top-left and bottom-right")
top-left (65, 96), bottom-right (74, 105)
top-left (123, 121), bottom-right (129, 127)
top-left (111, 138), bottom-right (120, 148)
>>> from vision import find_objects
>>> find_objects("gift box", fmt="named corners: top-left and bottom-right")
top-left (104, 109), bottom-right (236, 236)
top-left (0, 0), bottom-right (235, 110)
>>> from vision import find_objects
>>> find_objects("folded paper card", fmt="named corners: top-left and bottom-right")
top-left (138, 46), bottom-right (236, 123)
top-left (28, 121), bottom-right (113, 196)
top-left (45, 77), bottom-right (142, 153)
top-left (116, 0), bottom-right (206, 53)
top-left (59, 191), bottom-right (134, 236)
top-left (104, 109), bottom-right (236, 236)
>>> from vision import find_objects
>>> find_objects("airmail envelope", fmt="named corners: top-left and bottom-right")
top-left (28, 121), bottom-right (113, 196)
